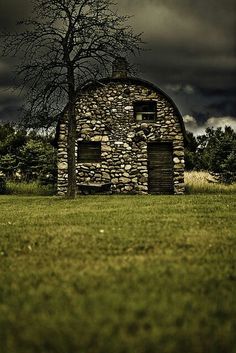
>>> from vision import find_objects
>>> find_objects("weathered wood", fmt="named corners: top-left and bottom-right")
top-left (134, 101), bottom-right (157, 121)
top-left (148, 142), bottom-right (174, 194)
top-left (78, 182), bottom-right (112, 195)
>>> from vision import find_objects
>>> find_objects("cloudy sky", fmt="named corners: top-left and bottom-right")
top-left (0, 0), bottom-right (235, 134)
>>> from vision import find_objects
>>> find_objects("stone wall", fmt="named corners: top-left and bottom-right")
top-left (57, 81), bottom-right (185, 195)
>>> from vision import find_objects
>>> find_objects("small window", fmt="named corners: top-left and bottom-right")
top-left (78, 142), bottom-right (101, 163)
top-left (134, 101), bottom-right (157, 121)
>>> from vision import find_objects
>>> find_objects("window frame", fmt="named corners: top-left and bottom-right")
top-left (133, 101), bottom-right (157, 122)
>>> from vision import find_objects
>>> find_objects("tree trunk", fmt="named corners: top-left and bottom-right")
top-left (66, 97), bottom-right (77, 199)
top-left (65, 56), bottom-right (77, 199)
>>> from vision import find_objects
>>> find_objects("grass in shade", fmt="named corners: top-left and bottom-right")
top-left (6, 181), bottom-right (56, 196)
top-left (0, 190), bottom-right (236, 353)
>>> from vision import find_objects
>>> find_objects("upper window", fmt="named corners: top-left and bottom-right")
top-left (134, 101), bottom-right (157, 121)
top-left (78, 142), bottom-right (101, 163)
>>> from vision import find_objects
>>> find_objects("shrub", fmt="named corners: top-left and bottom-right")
top-left (185, 126), bottom-right (236, 184)
top-left (0, 175), bottom-right (7, 194)
top-left (0, 123), bottom-right (57, 186)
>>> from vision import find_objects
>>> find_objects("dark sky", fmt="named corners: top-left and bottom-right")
top-left (0, 0), bottom-right (235, 134)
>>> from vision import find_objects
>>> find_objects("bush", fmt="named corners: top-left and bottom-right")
top-left (205, 127), bottom-right (236, 184)
top-left (0, 175), bottom-right (7, 194)
top-left (0, 123), bottom-right (57, 186)
top-left (210, 171), bottom-right (236, 185)
top-left (185, 126), bottom-right (236, 184)
top-left (18, 139), bottom-right (57, 184)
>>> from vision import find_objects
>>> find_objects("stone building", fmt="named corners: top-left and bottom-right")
top-left (57, 58), bottom-right (186, 195)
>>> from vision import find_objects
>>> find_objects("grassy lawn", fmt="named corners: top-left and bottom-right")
top-left (0, 194), bottom-right (236, 353)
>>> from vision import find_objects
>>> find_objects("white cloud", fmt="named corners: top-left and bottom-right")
top-left (165, 84), bottom-right (182, 92)
top-left (184, 85), bottom-right (195, 94)
top-left (183, 115), bottom-right (236, 135)
top-left (166, 84), bottom-right (195, 94)
top-left (205, 117), bottom-right (236, 130)
top-left (183, 114), bottom-right (197, 125)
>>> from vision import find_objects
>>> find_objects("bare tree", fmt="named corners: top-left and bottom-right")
top-left (1, 0), bottom-right (142, 198)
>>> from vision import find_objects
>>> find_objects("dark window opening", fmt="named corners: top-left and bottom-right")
top-left (123, 88), bottom-right (131, 97)
top-left (78, 142), bottom-right (101, 163)
top-left (134, 101), bottom-right (157, 121)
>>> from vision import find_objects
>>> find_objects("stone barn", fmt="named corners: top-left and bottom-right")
top-left (57, 58), bottom-right (186, 195)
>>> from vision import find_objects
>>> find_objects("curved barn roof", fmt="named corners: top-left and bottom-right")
top-left (55, 76), bottom-right (187, 145)
top-left (80, 77), bottom-right (187, 141)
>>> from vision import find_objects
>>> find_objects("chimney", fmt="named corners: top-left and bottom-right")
top-left (112, 57), bottom-right (128, 78)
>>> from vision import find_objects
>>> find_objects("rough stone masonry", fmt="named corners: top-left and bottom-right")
top-left (57, 75), bottom-right (186, 196)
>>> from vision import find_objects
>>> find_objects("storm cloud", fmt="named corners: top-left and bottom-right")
top-left (0, 0), bottom-right (235, 132)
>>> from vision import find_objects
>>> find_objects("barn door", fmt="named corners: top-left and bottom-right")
top-left (147, 142), bottom-right (174, 194)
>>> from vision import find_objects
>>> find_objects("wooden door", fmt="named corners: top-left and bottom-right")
top-left (147, 142), bottom-right (174, 194)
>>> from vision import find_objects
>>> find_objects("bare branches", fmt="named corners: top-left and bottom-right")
top-left (1, 0), bottom-right (143, 127)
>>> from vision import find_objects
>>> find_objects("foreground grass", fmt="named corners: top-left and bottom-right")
top-left (0, 195), bottom-right (236, 353)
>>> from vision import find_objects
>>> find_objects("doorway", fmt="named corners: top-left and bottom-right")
top-left (147, 142), bottom-right (174, 194)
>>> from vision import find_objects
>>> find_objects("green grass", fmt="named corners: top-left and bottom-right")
top-left (6, 181), bottom-right (56, 196)
top-left (0, 194), bottom-right (236, 353)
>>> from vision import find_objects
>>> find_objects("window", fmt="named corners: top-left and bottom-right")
top-left (78, 142), bottom-right (101, 163)
top-left (134, 101), bottom-right (157, 121)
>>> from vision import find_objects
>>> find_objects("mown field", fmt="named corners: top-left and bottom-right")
top-left (0, 176), bottom-right (236, 353)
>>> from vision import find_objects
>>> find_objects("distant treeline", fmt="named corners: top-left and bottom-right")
top-left (0, 123), bottom-right (235, 185)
